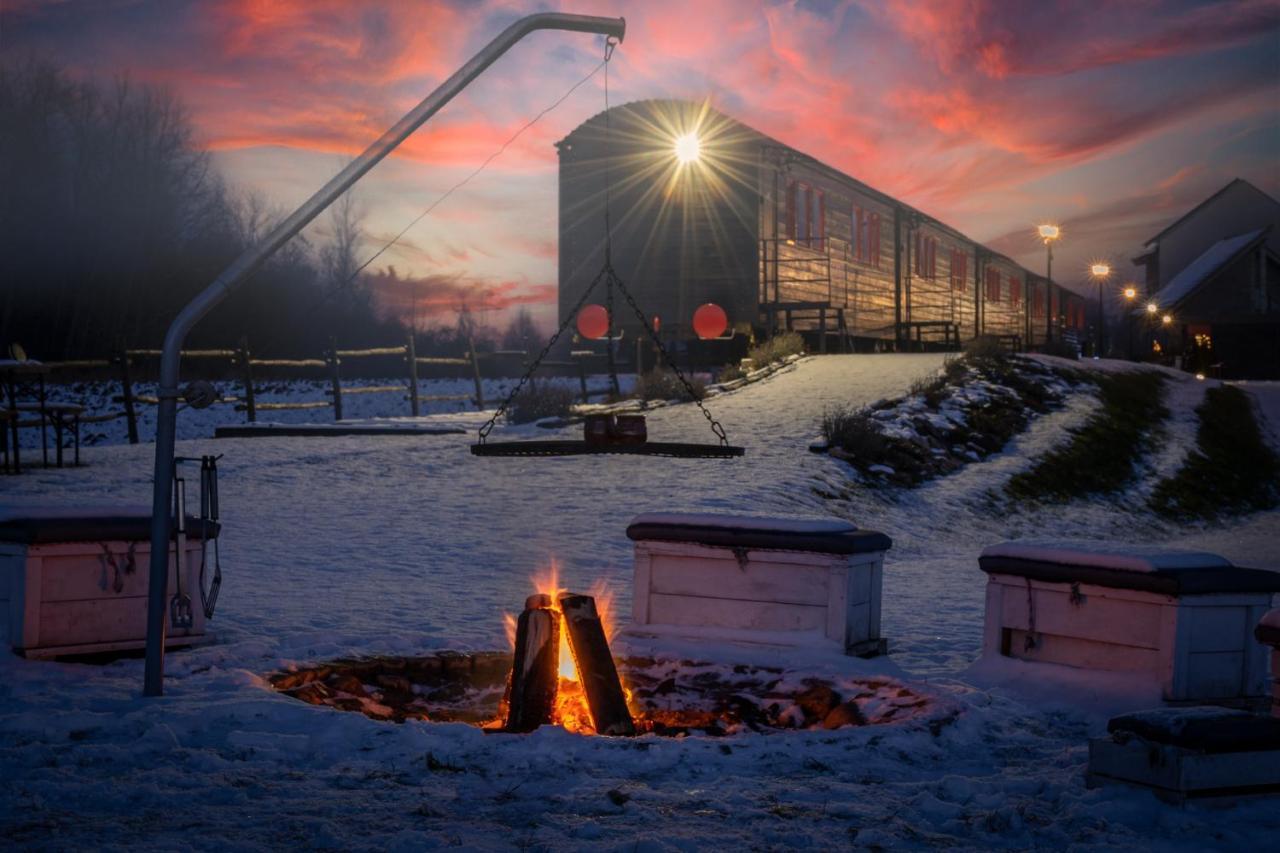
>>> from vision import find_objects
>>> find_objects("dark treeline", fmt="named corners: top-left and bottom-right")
top-left (0, 60), bottom-right (408, 359)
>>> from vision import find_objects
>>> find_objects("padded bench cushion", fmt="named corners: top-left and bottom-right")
top-left (1108, 707), bottom-right (1280, 754)
top-left (0, 505), bottom-right (218, 545)
top-left (626, 512), bottom-right (892, 555)
top-left (979, 540), bottom-right (1280, 596)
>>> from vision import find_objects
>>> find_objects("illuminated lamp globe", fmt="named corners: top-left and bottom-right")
top-left (692, 303), bottom-right (729, 340)
top-left (576, 304), bottom-right (610, 340)
top-left (1146, 302), bottom-right (1159, 314)
top-left (1162, 314), bottom-right (1173, 326)
top-left (674, 133), bottom-right (700, 165)
top-left (1090, 263), bottom-right (1111, 278)
top-left (1123, 286), bottom-right (1137, 300)
top-left (652, 315), bottom-right (661, 333)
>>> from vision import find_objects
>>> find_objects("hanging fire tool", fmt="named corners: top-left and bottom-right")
top-left (171, 455), bottom-right (223, 628)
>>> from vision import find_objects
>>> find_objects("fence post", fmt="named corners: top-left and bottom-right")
top-left (117, 350), bottom-right (139, 445)
top-left (237, 335), bottom-right (256, 423)
top-left (406, 332), bottom-right (420, 417)
top-left (467, 334), bottom-right (485, 410)
top-left (326, 338), bottom-right (343, 421)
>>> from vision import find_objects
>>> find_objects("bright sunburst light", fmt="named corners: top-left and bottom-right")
top-left (674, 132), bottom-right (700, 164)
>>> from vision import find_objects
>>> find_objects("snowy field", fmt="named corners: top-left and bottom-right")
top-left (2, 354), bottom-right (1279, 850)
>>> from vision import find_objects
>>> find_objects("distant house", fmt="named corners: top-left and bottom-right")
top-left (556, 99), bottom-right (1087, 352)
top-left (1133, 179), bottom-right (1280, 378)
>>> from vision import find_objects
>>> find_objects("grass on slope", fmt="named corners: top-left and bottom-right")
top-left (1005, 370), bottom-right (1167, 502)
top-left (1150, 385), bottom-right (1280, 520)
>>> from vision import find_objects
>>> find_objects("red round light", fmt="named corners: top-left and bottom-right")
top-left (692, 303), bottom-right (728, 340)
top-left (576, 304), bottom-right (610, 340)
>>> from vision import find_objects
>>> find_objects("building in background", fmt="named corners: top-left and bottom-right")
top-left (556, 100), bottom-right (1086, 353)
top-left (1133, 180), bottom-right (1280, 378)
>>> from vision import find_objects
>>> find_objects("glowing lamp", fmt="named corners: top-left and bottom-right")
top-left (1162, 314), bottom-right (1173, 326)
top-left (652, 315), bottom-right (661, 333)
top-left (1090, 263), bottom-right (1111, 277)
top-left (1123, 286), bottom-right (1137, 300)
top-left (692, 303), bottom-right (728, 340)
top-left (1146, 302), bottom-right (1159, 314)
top-left (1037, 224), bottom-right (1060, 242)
top-left (576, 304), bottom-right (610, 340)
top-left (1195, 373), bottom-right (1206, 381)
top-left (674, 132), bottom-right (700, 164)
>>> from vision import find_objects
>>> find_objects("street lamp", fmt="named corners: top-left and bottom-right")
top-left (1089, 262), bottom-right (1111, 357)
top-left (1122, 284), bottom-right (1137, 360)
top-left (1038, 225), bottom-right (1060, 343)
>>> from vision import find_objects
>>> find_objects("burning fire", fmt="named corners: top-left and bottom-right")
top-left (499, 561), bottom-right (629, 734)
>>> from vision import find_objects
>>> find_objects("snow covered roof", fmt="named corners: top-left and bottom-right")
top-left (1148, 228), bottom-right (1268, 310)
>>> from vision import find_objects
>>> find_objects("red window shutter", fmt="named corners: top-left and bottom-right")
top-left (870, 214), bottom-right (880, 268)
top-left (816, 190), bottom-right (825, 250)
top-left (785, 180), bottom-right (796, 240)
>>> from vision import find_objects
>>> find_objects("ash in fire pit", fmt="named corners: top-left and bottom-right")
top-left (269, 652), bottom-right (941, 736)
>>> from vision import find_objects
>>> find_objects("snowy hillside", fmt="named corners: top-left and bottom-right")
top-left (2, 354), bottom-right (1278, 849)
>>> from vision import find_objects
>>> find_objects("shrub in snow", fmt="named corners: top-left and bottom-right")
top-left (746, 331), bottom-right (805, 369)
top-left (634, 368), bottom-right (705, 402)
top-left (506, 383), bottom-right (577, 424)
top-left (1006, 371), bottom-right (1167, 501)
top-left (1150, 385), bottom-right (1280, 520)
top-left (821, 354), bottom-right (1079, 487)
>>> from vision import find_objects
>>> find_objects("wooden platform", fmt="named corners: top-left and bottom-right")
top-left (215, 423), bottom-right (466, 438)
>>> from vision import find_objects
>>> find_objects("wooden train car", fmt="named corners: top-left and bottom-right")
top-left (557, 99), bottom-right (1087, 351)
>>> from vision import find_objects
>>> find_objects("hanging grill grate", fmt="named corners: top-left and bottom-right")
top-left (471, 37), bottom-right (743, 461)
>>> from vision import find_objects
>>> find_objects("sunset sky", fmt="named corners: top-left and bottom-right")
top-left (6, 0), bottom-right (1278, 331)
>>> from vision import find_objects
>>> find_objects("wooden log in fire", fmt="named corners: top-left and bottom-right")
top-left (504, 593), bottom-right (560, 732)
top-left (559, 593), bottom-right (636, 736)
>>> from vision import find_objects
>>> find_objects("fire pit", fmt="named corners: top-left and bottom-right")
top-left (270, 568), bottom-right (946, 736)
top-left (269, 651), bottom-right (941, 736)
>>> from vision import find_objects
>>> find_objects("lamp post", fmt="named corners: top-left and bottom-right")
top-left (1090, 262), bottom-right (1111, 357)
top-left (1122, 285), bottom-right (1137, 360)
top-left (1038, 225), bottom-right (1060, 344)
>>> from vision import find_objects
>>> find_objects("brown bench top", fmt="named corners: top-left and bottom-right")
top-left (0, 505), bottom-right (218, 544)
top-left (979, 540), bottom-right (1280, 596)
top-left (627, 512), bottom-right (892, 555)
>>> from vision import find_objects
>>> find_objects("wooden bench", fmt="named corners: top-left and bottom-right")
top-left (0, 506), bottom-right (217, 658)
top-left (980, 541), bottom-right (1280, 703)
top-left (626, 513), bottom-right (893, 656)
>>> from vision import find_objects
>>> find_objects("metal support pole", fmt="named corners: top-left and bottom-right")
top-left (142, 12), bottom-right (626, 696)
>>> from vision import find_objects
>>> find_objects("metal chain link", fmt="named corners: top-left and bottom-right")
top-left (609, 268), bottom-right (730, 445)
top-left (476, 265), bottom-right (608, 441)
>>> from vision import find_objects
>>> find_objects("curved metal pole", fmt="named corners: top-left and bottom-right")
top-left (143, 12), bottom-right (626, 696)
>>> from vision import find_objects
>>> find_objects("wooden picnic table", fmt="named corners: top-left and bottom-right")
top-left (1, 359), bottom-right (83, 472)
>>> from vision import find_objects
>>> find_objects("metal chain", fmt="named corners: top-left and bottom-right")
top-left (609, 267), bottom-right (729, 445)
top-left (476, 265), bottom-right (608, 441)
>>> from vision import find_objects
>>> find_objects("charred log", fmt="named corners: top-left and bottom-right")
top-left (558, 592), bottom-right (635, 736)
top-left (504, 593), bottom-right (560, 732)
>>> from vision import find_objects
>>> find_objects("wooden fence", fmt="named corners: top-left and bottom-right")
top-left (36, 334), bottom-right (501, 445)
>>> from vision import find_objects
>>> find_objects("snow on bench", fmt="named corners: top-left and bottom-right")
top-left (979, 539), bottom-right (1280, 703)
top-left (626, 512), bottom-right (892, 657)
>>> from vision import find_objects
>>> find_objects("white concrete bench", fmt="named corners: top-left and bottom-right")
top-left (0, 506), bottom-right (216, 658)
top-left (626, 513), bottom-right (893, 656)
top-left (980, 541), bottom-right (1280, 703)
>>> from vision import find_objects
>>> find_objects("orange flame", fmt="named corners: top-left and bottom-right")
top-left (500, 560), bottom-right (629, 734)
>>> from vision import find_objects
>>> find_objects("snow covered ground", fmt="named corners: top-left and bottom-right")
top-left (3, 354), bottom-right (1279, 850)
